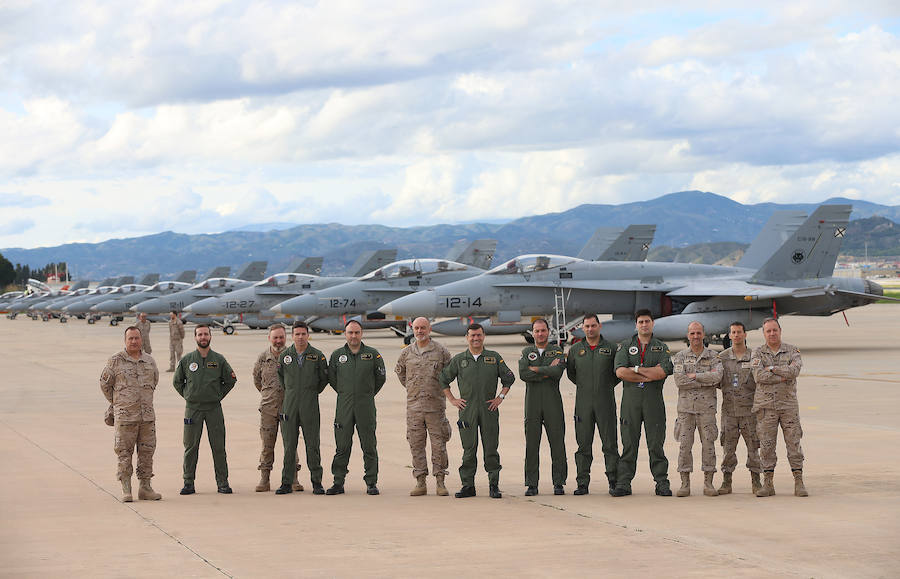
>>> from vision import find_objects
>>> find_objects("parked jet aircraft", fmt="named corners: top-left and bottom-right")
top-left (133, 261), bottom-right (268, 314)
top-left (381, 205), bottom-right (892, 344)
top-left (429, 226), bottom-right (656, 337)
top-left (91, 270), bottom-right (198, 323)
top-left (270, 241), bottom-right (498, 332)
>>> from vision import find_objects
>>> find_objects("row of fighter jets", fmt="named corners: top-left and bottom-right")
top-left (2, 204), bottom-right (894, 345)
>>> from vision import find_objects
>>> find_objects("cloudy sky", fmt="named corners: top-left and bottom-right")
top-left (2, 1), bottom-right (899, 249)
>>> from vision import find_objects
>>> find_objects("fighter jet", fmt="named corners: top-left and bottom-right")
top-left (132, 261), bottom-right (268, 315)
top-left (380, 205), bottom-right (892, 344)
top-left (184, 252), bottom-right (397, 333)
top-left (429, 226), bottom-right (657, 337)
top-left (91, 271), bottom-right (197, 324)
top-left (270, 241), bottom-right (497, 334)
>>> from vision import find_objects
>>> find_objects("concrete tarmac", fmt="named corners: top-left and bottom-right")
top-left (1, 306), bottom-right (899, 578)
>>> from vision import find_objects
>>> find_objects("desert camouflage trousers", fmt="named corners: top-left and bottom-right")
top-left (720, 413), bottom-right (761, 473)
top-left (169, 340), bottom-right (183, 371)
top-left (407, 409), bottom-right (452, 478)
top-left (675, 412), bottom-right (718, 473)
top-left (756, 407), bottom-right (804, 471)
top-left (258, 412), bottom-right (301, 472)
top-left (115, 420), bottom-right (156, 481)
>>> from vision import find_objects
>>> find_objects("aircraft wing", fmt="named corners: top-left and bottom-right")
top-left (666, 281), bottom-right (829, 299)
top-left (492, 280), bottom-right (686, 292)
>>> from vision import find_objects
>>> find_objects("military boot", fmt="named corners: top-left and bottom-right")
top-left (751, 472), bottom-right (762, 495)
top-left (756, 472), bottom-right (775, 497)
top-left (255, 470), bottom-right (271, 492)
top-left (703, 472), bottom-right (719, 496)
top-left (792, 469), bottom-right (809, 497)
top-left (138, 479), bottom-right (162, 500)
top-left (292, 471), bottom-right (304, 492)
top-left (410, 475), bottom-right (427, 496)
top-left (121, 478), bottom-right (133, 503)
top-left (676, 473), bottom-right (691, 497)
top-left (435, 474), bottom-right (449, 496)
top-left (718, 471), bottom-right (733, 495)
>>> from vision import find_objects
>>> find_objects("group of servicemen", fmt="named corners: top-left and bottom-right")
top-left (99, 307), bottom-right (808, 503)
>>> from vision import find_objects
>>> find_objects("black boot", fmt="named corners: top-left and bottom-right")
top-left (489, 484), bottom-right (502, 499)
top-left (275, 484), bottom-right (292, 495)
top-left (454, 485), bottom-right (476, 498)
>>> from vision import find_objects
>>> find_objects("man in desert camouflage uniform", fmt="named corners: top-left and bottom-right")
top-left (251, 324), bottom-right (302, 492)
top-left (136, 312), bottom-right (152, 354)
top-left (395, 317), bottom-right (453, 497)
top-left (99, 326), bottom-right (162, 502)
top-left (751, 317), bottom-right (808, 497)
top-left (672, 321), bottom-right (723, 497)
top-left (717, 321), bottom-right (761, 495)
top-left (167, 311), bottom-right (185, 372)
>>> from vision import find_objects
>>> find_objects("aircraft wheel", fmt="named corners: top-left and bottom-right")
top-left (87, 317), bottom-right (96, 325)
top-left (223, 325), bottom-right (235, 335)
top-left (42, 315), bottom-right (49, 322)
top-left (60, 317), bottom-right (67, 323)
top-left (403, 335), bottom-right (414, 345)
top-left (110, 318), bottom-right (118, 326)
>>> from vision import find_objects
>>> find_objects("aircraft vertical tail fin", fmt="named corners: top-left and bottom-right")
top-left (69, 280), bottom-right (90, 290)
top-left (349, 249), bottom-right (398, 277)
top-left (175, 270), bottom-right (197, 283)
top-left (287, 257), bottom-right (324, 275)
top-left (138, 273), bottom-right (160, 286)
top-left (97, 277), bottom-right (116, 287)
top-left (577, 227), bottom-right (622, 259)
top-left (446, 239), bottom-right (497, 269)
top-left (599, 225), bottom-right (655, 261)
top-left (235, 261), bottom-right (268, 281)
top-left (737, 210), bottom-right (807, 269)
top-left (751, 205), bottom-right (852, 282)
top-left (204, 266), bottom-right (231, 280)
top-left (114, 276), bottom-right (135, 286)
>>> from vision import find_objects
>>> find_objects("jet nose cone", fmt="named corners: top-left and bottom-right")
top-left (277, 294), bottom-right (317, 316)
top-left (187, 297), bottom-right (218, 314)
top-left (379, 290), bottom-right (436, 317)
top-left (133, 300), bottom-right (157, 313)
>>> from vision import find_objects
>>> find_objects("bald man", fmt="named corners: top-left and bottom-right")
top-left (671, 321), bottom-right (723, 497)
top-left (395, 317), bottom-right (453, 496)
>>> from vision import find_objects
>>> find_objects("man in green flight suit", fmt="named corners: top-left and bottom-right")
top-left (325, 320), bottom-right (386, 496)
top-left (519, 318), bottom-right (567, 496)
top-left (612, 309), bottom-right (674, 497)
top-left (276, 321), bottom-right (329, 495)
top-left (173, 324), bottom-right (237, 495)
top-left (566, 313), bottom-right (621, 496)
top-left (440, 323), bottom-right (516, 499)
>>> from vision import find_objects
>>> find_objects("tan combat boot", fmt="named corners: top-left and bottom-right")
top-left (751, 472), bottom-right (762, 495)
top-left (792, 470), bottom-right (809, 497)
top-left (138, 479), bottom-right (162, 500)
top-left (719, 472), bottom-right (732, 495)
top-left (256, 470), bottom-right (271, 492)
top-left (676, 472), bottom-right (690, 497)
top-left (703, 472), bottom-right (719, 496)
top-left (292, 470), bottom-right (304, 492)
top-left (410, 474), bottom-right (427, 496)
top-left (718, 471), bottom-right (732, 494)
top-left (121, 478), bottom-right (133, 503)
top-left (756, 472), bottom-right (775, 497)
top-left (435, 474), bottom-right (449, 496)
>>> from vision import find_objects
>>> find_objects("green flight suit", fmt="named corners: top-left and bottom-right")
top-left (328, 342), bottom-right (386, 486)
top-left (614, 334), bottom-right (673, 490)
top-left (277, 343), bottom-right (329, 487)
top-left (440, 350), bottom-right (515, 487)
top-left (173, 349), bottom-right (236, 486)
top-left (566, 337), bottom-right (621, 489)
top-left (519, 344), bottom-right (567, 487)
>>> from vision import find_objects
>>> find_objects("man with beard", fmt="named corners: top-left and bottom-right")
top-left (173, 324), bottom-right (237, 495)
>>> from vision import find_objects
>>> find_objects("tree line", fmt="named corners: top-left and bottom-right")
top-left (0, 254), bottom-right (70, 290)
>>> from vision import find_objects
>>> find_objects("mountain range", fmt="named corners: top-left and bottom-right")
top-left (2, 191), bottom-right (898, 279)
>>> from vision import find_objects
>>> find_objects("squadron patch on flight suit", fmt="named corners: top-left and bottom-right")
top-left (527, 352), bottom-right (538, 361)
top-left (189, 362), bottom-right (198, 372)
top-left (628, 346), bottom-right (638, 355)
top-left (339, 354), bottom-right (348, 363)
top-left (283, 356), bottom-right (293, 364)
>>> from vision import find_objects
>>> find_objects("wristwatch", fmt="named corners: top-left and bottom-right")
top-left (498, 393), bottom-right (506, 400)
top-left (634, 365), bottom-right (640, 373)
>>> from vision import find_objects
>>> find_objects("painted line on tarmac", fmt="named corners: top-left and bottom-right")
top-left (1, 419), bottom-right (233, 578)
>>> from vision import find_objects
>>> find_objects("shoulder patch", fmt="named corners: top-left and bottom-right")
top-left (617, 343), bottom-right (622, 351)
